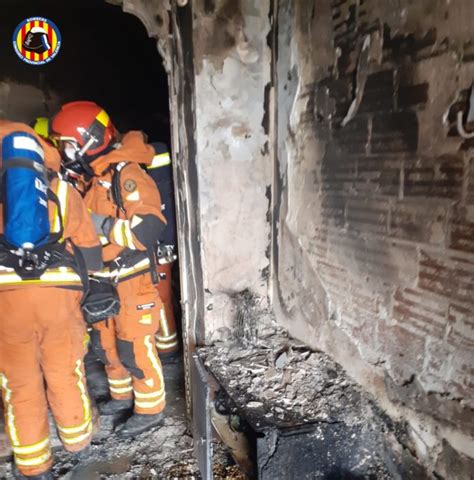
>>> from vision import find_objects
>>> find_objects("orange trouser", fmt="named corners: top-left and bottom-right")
top-left (90, 273), bottom-right (166, 414)
top-left (0, 288), bottom-right (92, 477)
top-left (156, 263), bottom-right (179, 354)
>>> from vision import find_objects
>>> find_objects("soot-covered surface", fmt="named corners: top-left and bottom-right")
top-left (199, 326), bottom-right (426, 479)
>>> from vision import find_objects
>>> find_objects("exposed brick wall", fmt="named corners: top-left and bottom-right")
top-left (274, 0), bottom-right (474, 473)
top-left (319, 0), bottom-right (474, 410)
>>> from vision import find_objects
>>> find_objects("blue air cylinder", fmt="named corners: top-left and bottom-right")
top-left (2, 131), bottom-right (50, 249)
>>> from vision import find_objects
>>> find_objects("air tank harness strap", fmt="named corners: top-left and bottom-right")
top-left (110, 163), bottom-right (159, 285)
top-left (108, 249), bottom-right (148, 276)
top-left (69, 242), bottom-right (90, 305)
top-left (0, 188), bottom-right (66, 280)
top-left (0, 157), bottom-right (48, 177)
top-left (47, 189), bottom-right (65, 244)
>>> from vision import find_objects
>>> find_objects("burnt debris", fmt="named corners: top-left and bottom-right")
top-left (199, 326), bottom-right (427, 479)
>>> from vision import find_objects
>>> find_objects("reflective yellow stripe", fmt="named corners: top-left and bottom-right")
top-left (93, 258), bottom-right (150, 280)
top-left (108, 377), bottom-right (132, 386)
top-left (133, 389), bottom-right (164, 399)
top-left (15, 451), bottom-right (51, 467)
top-left (121, 221), bottom-right (128, 247)
top-left (83, 333), bottom-right (90, 350)
top-left (148, 152), bottom-right (171, 170)
top-left (123, 222), bottom-right (136, 249)
top-left (61, 424), bottom-right (92, 445)
top-left (144, 335), bottom-right (165, 402)
top-left (0, 269), bottom-right (82, 286)
top-left (59, 182), bottom-right (69, 234)
top-left (0, 266), bottom-right (77, 273)
top-left (135, 398), bottom-right (165, 409)
top-left (112, 220), bottom-right (135, 249)
top-left (112, 220), bottom-right (121, 246)
top-left (96, 110), bottom-right (110, 127)
top-left (53, 180), bottom-right (69, 238)
top-left (156, 340), bottom-right (179, 350)
top-left (157, 332), bottom-right (178, 342)
top-left (112, 220), bottom-right (125, 247)
top-left (99, 234), bottom-right (109, 246)
top-left (110, 386), bottom-right (133, 394)
top-left (0, 374), bottom-right (20, 446)
top-left (159, 308), bottom-right (170, 337)
top-left (12, 438), bottom-right (49, 455)
top-left (74, 360), bottom-right (91, 430)
top-left (57, 416), bottom-right (91, 435)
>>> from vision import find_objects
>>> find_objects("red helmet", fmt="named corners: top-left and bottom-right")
top-left (51, 101), bottom-right (116, 172)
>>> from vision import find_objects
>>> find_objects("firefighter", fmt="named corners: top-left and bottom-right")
top-left (50, 101), bottom-right (168, 438)
top-left (147, 143), bottom-right (179, 357)
top-left (0, 122), bottom-right (102, 479)
top-left (32, 117), bottom-right (50, 141)
top-left (36, 120), bottom-right (179, 357)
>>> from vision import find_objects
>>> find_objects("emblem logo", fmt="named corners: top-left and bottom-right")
top-left (13, 17), bottom-right (61, 65)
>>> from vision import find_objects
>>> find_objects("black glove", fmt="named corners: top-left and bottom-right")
top-left (101, 217), bottom-right (114, 238)
top-left (81, 280), bottom-right (120, 324)
top-left (91, 213), bottom-right (114, 239)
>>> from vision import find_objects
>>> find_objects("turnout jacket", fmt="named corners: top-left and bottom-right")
top-left (85, 131), bottom-right (167, 282)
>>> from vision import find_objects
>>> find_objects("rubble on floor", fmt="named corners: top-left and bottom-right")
top-left (200, 326), bottom-right (376, 429)
top-left (56, 415), bottom-right (198, 480)
top-left (198, 325), bottom-right (422, 479)
top-left (0, 358), bottom-right (244, 479)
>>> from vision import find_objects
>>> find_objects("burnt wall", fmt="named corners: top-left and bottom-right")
top-left (189, 0), bottom-right (273, 340)
top-left (273, 0), bottom-right (474, 475)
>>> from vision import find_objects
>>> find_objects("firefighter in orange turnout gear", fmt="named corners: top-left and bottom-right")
top-left (51, 101), bottom-right (168, 437)
top-left (0, 122), bottom-right (102, 479)
top-left (148, 143), bottom-right (179, 357)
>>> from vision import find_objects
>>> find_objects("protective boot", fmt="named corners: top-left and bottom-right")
top-left (159, 349), bottom-right (180, 365)
top-left (14, 466), bottom-right (53, 480)
top-left (99, 398), bottom-right (133, 416)
top-left (116, 413), bottom-right (164, 438)
top-left (74, 445), bottom-right (93, 464)
top-left (91, 402), bottom-right (101, 435)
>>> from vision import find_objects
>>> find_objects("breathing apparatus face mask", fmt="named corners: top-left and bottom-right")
top-left (64, 144), bottom-right (77, 163)
top-left (52, 137), bottom-right (95, 181)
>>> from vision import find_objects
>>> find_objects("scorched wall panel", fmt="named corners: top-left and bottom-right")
top-left (274, 0), bottom-right (474, 473)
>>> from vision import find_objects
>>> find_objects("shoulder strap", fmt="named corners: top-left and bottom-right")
top-left (111, 162), bottom-right (129, 215)
top-left (69, 241), bottom-right (90, 304)
top-left (0, 158), bottom-right (48, 179)
top-left (110, 161), bottom-right (160, 285)
top-left (47, 188), bottom-right (64, 244)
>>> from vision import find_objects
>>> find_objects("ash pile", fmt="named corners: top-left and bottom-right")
top-left (199, 319), bottom-right (425, 478)
top-left (200, 330), bottom-right (370, 429)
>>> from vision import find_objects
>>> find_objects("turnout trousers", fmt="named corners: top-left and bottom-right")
top-left (0, 287), bottom-right (92, 477)
top-left (155, 263), bottom-right (178, 355)
top-left (90, 272), bottom-right (166, 415)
